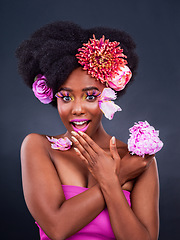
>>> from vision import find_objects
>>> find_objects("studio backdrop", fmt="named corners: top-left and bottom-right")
top-left (1, 0), bottom-right (179, 239)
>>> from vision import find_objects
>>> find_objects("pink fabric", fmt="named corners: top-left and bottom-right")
top-left (36, 185), bottom-right (131, 239)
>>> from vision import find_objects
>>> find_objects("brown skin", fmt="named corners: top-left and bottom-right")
top-left (21, 67), bottom-right (159, 240)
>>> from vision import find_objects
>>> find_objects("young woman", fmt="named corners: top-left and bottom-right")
top-left (16, 21), bottom-right (160, 240)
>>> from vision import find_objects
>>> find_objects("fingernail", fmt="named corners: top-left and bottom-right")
top-left (74, 147), bottom-right (80, 153)
top-left (78, 131), bottom-right (84, 136)
top-left (71, 136), bottom-right (78, 142)
top-left (112, 136), bottom-right (115, 144)
top-left (71, 131), bottom-right (78, 136)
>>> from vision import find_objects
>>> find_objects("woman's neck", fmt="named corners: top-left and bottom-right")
top-left (91, 122), bottom-right (111, 148)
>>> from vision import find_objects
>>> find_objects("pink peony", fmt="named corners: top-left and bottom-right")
top-left (107, 65), bottom-right (132, 91)
top-left (46, 136), bottom-right (72, 151)
top-left (98, 88), bottom-right (122, 120)
top-left (32, 74), bottom-right (53, 104)
top-left (128, 121), bottom-right (163, 157)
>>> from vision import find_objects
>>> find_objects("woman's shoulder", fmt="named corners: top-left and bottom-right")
top-left (20, 133), bottom-right (49, 163)
top-left (21, 133), bottom-right (47, 149)
top-left (21, 132), bottom-right (61, 155)
top-left (115, 138), bottom-right (128, 158)
top-left (116, 138), bottom-right (127, 148)
top-left (21, 133), bottom-right (64, 170)
top-left (22, 133), bottom-right (64, 146)
top-left (21, 133), bottom-right (68, 161)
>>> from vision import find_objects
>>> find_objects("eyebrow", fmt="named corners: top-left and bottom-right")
top-left (59, 87), bottom-right (73, 92)
top-left (59, 86), bottom-right (100, 92)
top-left (82, 86), bottom-right (100, 91)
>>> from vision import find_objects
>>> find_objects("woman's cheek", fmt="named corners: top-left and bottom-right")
top-left (57, 102), bottom-right (71, 116)
top-left (86, 101), bottom-right (101, 113)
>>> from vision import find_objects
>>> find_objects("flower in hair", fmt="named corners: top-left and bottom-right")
top-left (32, 74), bottom-right (53, 104)
top-left (107, 65), bottom-right (132, 91)
top-left (128, 121), bottom-right (163, 157)
top-left (76, 35), bottom-right (132, 91)
top-left (46, 136), bottom-right (72, 151)
top-left (98, 88), bottom-right (122, 120)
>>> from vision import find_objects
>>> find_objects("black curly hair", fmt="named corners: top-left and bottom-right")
top-left (16, 21), bottom-right (138, 107)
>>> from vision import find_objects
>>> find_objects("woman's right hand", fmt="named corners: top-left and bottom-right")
top-left (118, 153), bottom-right (155, 186)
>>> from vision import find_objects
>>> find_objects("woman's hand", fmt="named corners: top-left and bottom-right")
top-left (71, 131), bottom-right (120, 184)
top-left (71, 131), bottom-right (158, 240)
top-left (71, 131), bottom-right (154, 186)
top-left (119, 153), bottom-right (155, 186)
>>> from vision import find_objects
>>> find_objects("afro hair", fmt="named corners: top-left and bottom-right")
top-left (16, 21), bottom-right (138, 107)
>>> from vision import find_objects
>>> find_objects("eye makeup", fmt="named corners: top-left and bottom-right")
top-left (83, 89), bottom-right (101, 101)
top-left (55, 90), bottom-right (74, 102)
top-left (55, 88), bottom-right (101, 102)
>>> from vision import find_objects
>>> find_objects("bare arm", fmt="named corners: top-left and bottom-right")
top-left (21, 133), bottom-right (154, 240)
top-left (72, 131), bottom-right (159, 240)
top-left (100, 158), bottom-right (159, 240)
top-left (21, 133), bottom-right (105, 240)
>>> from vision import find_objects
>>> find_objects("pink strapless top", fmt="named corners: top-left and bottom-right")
top-left (36, 185), bottom-right (131, 240)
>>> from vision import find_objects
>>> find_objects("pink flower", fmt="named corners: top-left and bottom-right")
top-left (98, 88), bottom-right (122, 120)
top-left (107, 65), bottom-right (132, 91)
top-left (46, 136), bottom-right (72, 151)
top-left (32, 74), bottom-right (53, 104)
top-left (128, 121), bottom-right (163, 157)
top-left (76, 35), bottom-right (131, 91)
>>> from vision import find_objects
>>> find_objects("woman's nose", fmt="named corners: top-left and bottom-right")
top-left (71, 100), bottom-right (85, 115)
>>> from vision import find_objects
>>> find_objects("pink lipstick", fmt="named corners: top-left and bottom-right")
top-left (70, 119), bottom-right (90, 132)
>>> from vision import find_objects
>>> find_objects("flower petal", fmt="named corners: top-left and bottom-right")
top-left (99, 101), bottom-right (122, 120)
top-left (46, 136), bottom-right (72, 151)
top-left (99, 88), bottom-right (117, 101)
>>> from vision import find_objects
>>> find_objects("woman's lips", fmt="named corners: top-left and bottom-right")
top-left (70, 119), bottom-right (90, 132)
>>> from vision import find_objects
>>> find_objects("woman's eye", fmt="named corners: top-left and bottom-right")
top-left (86, 95), bottom-right (96, 101)
top-left (55, 91), bottom-right (73, 102)
top-left (62, 96), bottom-right (72, 102)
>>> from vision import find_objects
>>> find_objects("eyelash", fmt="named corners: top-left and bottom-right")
top-left (56, 91), bottom-right (100, 102)
top-left (86, 93), bottom-right (99, 101)
top-left (55, 92), bottom-right (72, 102)
top-left (62, 96), bottom-right (72, 102)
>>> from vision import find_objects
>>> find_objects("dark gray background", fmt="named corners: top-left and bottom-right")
top-left (1, 0), bottom-right (179, 239)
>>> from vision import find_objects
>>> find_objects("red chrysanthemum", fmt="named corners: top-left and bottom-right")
top-left (76, 35), bottom-right (128, 84)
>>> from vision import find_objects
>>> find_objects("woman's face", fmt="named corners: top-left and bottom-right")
top-left (56, 67), bottom-right (105, 137)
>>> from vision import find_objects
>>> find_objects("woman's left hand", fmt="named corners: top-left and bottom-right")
top-left (71, 131), bottom-right (120, 184)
